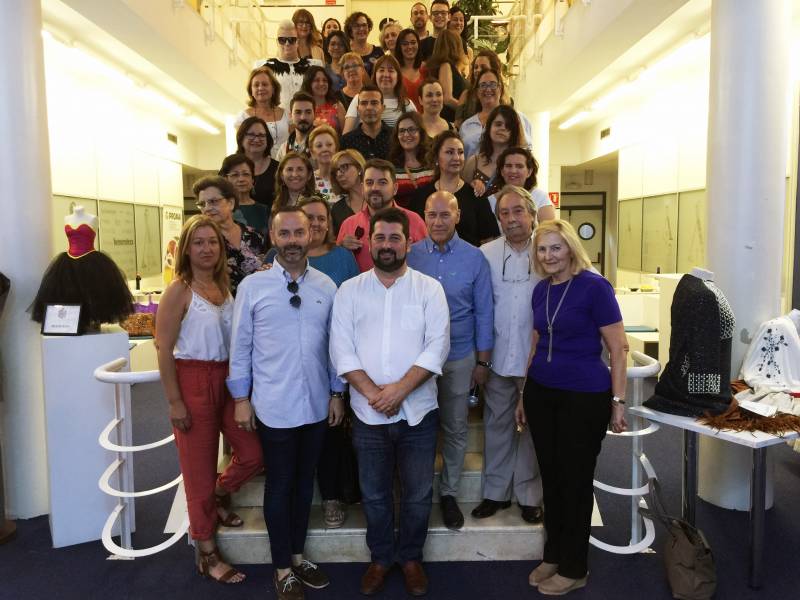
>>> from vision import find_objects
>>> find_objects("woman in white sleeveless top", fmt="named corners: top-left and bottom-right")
top-left (156, 215), bottom-right (262, 584)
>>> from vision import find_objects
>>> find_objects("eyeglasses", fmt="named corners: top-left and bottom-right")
top-left (287, 280), bottom-right (302, 308)
top-left (245, 132), bottom-right (268, 140)
top-left (352, 22), bottom-right (370, 30)
top-left (195, 196), bottom-right (227, 210)
top-left (336, 163), bottom-right (357, 174)
top-left (295, 20), bottom-right (311, 26)
top-left (399, 40), bottom-right (418, 47)
top-left (398, 126), bottom-right (420, 137)
top-left (278, 36), bottom-right (298, 45)
top-left (501, 242), bottom-right (531, 282)
top-left (227, 170), bottom-right (253, 179)
top-left (342, 63), bottom-right (361, 71)
top-left (479, 81), bottom-right (499, 90)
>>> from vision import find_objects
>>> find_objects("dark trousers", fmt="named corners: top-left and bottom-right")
top-left (524, 378), bottom-right (611, 579)
top-left (316, 422), bottom-right (345, 500)
top-left (256, 417), bottom-right (327, 569)
top-left (352, 409), bottom-right (439, 566)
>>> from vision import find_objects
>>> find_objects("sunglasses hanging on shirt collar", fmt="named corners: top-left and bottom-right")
top-left (287, 280), bottom-right (302, 308)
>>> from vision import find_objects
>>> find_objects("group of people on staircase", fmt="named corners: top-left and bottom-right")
top-left (154, 3), bottom-right (628, 599)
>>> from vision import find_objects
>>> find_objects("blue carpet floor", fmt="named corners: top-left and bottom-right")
top-left (1, 380), bottom-right (798, 599)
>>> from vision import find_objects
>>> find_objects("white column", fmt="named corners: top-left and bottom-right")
top-left (699, 0), bottom-right (791, 510)
top-left (529, 111), bottom-right (551, 195)
top-left (0, 1), bottom-right (53, 518)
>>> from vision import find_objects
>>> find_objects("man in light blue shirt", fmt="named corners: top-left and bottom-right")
top-left (407, 191), bottom-right (494, 531)
top-left (227, 207), bottom-right (344, 600)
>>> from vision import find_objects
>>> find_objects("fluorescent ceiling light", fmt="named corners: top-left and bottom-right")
top-left (558, 111), bottom-right (589, 130)
top-left (591, 81), bottom-right (634, 111)
top-left (186, 115), bottom-right (221, 135)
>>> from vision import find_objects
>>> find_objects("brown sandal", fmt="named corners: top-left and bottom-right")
top-left (197, 547), bottom-right (245, 583)
top-left (215, 493), bottom-right (244, 528)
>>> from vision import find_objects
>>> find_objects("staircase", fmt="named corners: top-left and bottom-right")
top-left (215, 407), bottom-right (545, 564)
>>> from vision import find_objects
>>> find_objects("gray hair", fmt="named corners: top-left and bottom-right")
top-left (278, 19), bottom-right (296, 31)
top-left (494, 184), bottom-right (537, 218)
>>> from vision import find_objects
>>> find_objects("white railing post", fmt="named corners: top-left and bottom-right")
top-left (94, 358), bottom-right (190, 559)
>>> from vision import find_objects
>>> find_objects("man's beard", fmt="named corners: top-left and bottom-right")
top-left (295, 120), bottom-right (313, 134)
top-left (277, 243), bottom-right (306, 262)
top-left (372, 248), bottom-right (405, 272)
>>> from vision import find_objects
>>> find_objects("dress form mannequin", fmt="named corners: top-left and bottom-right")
top-left (64, 205), bottom-right (98, 230)
top-left (31, 207), bottom-right (133, 333)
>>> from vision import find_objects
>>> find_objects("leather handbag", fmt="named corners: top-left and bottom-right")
top-left (640, 478), bottom-right (716, 600)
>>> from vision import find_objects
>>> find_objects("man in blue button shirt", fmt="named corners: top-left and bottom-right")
top-left (407, 191), bottom-right (494, 530)
top-left (227, 207), bottom-right (344, 600)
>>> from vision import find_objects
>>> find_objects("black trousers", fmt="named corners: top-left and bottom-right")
top-left (316, 422), bottom-right (345, 500)
top-left (523, 378), bottom-right (611, 579)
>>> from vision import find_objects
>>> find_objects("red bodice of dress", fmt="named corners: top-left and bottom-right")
top-left (65, 223), bottom-right (97, 258)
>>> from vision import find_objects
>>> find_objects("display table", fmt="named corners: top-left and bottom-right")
top-left (629, 406), bottom-right (798, 589)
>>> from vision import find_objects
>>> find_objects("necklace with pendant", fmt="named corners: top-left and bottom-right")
top-left (545, 276), bottom-right (573, 363)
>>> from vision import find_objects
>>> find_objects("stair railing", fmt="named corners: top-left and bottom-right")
top-left (589, 351), bottom-right (661, 554)
top-left (94, 358), bottom-right (189, 559)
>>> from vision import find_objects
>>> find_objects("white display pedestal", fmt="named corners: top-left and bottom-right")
top-left (41, 331), bottom-right (135, 547)
top-left (698, 437), bottom-right (774, 510)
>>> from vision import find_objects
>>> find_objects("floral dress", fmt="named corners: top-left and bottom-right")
top-left (224, 223), bottom-right (267, 296)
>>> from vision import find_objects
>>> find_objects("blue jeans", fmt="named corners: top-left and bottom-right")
top-left (256, 417), bottom-right (327, 570)
top-left (352, 409), bottom-right (439, 566)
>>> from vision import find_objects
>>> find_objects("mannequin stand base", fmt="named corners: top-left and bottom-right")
top-left (0, 519), bottom-right (16, 545)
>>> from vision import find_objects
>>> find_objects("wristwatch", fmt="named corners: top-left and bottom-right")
top-left (330, 391), bottom-right (344, 399)
top-left (476, 360), bottom-right (492, 369)
top-left (612, 396), bottom-right (626, 405)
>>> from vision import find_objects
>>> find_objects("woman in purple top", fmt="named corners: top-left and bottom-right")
top-left (515, 219), bottom-right (628, 596)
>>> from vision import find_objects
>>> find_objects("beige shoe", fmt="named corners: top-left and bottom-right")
top-left (529, 561), bottom-right (559, 587)
top-left (537, 573), bottom-right (587, 596)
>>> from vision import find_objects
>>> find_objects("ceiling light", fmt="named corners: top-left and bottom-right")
top-left (558, 111), bottom-right (589, 130)
top-left (185, 115), bottom-right (221, 135)
top-left (137, 87), bottom-right (186, 116)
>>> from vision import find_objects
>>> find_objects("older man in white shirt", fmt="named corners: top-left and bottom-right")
top-left (330, 207), bottom-right (449, 597)
top-left (473, 185), bottom-right (544, 524)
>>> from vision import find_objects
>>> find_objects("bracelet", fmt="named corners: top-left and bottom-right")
top-left (476, 360), bottom-right (492, 369)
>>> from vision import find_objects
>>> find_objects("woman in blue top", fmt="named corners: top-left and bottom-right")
top-left (516, 219), bottom-right (628, 596)
top-left (300, 195), bottom-right (358, 529)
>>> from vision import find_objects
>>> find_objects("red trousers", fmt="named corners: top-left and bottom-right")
top-left (174, 359), bottom-right (262, 540)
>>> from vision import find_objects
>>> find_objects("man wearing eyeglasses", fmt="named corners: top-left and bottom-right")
top-left (227, 207), bottom-right (343, 600)
top-left (336, 158), bottom-right (427, 273)
top-left (419, 0), bottom-right (451, 61)
top-left (407, 191), bottom-right (494, 531)
top-left (275, 92), bottom-right (315, 160)
top-left (473, 185), bottom-right (544, 525)
top-left (257, 20), bottom-right (323, 110)
top-left (330, 207), bottom-right (450, 597)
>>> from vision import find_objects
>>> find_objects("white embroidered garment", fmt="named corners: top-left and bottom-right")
top-left (740, 311), bottom-right (800, 393)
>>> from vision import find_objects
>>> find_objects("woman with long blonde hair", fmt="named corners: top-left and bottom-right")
top-left (156, 214), bottom-right (262, 585)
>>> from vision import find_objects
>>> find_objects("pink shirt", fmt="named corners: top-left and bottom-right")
top-left (336, 203), bottom-right (428, 272)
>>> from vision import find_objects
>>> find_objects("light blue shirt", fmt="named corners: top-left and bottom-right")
top-left (407, 233), bottom-right (494, 362)
top-left (226, 260), bottom-right (344, 428)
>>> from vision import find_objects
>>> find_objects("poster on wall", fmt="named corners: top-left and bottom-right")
top-left (98, 201), bottom-right (136, 278)
top-left (161, 206), bottom-right (184, 286)
top-left (134, 205), bottom-right (162, 278)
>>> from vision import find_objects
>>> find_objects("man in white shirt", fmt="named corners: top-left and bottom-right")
top-left (330, 207), bottom-right (450, 597)
top-left (474, 185), bottom-right (544, 524)
top-left (228, 207), bottom-right (344, 600)
top-left (257, 20), bottom-right (323, 110)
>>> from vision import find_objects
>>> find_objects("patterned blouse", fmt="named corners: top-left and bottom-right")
top-left (224, 223), bottom-right (267, 296)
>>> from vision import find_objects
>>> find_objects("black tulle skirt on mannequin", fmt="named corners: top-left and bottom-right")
top-left (31, 251), bottom-right (134, 334)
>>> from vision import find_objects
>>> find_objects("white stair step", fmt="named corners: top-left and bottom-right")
top-left (232, 452), bottom-right (485, 508)
top-left (216, 503), bottom-right (544, 564)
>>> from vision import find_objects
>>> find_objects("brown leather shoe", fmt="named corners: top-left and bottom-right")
top-left (401, 560), bottom-right (428, 597)
top-left (360, 562), bottom-right (389, 596)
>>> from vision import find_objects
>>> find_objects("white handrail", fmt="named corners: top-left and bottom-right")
top-left (95, 357), bottom-right (188, 560)
top-left (589, 351), bottom-right (661, 554)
